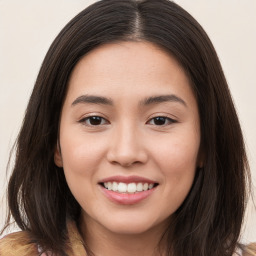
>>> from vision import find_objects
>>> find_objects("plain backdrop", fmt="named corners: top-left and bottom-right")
top-left (0, 0), bottom-right (255, 242)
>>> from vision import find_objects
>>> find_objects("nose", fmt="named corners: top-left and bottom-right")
top-left (106, 123), bottom-right (148, 167)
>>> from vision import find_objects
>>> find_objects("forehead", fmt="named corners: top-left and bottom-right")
top-left (65, 41), bottom-right (196, 107)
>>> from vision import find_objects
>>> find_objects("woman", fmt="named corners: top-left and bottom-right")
top-left (0, 0), bottom-right (255, 255)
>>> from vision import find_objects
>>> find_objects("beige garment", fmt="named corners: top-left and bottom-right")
top-left (0, 221), bottom-right (87, 256)
top-left (0, 222), bottom-right (255, 255)
top-left (243, 243), bottom-right (256, 256)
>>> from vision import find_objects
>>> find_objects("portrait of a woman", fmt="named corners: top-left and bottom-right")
top-left (0, 0), bottom-right (255, 255)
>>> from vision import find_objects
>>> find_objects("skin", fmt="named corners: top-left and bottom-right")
top-left (55, 41), bottom-right (202, 256)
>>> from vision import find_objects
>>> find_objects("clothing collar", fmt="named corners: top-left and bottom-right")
top-left (66, 221), bottom-right (87, 256)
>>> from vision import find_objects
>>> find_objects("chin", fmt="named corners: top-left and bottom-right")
top-left (108, 223), bottom-right (152, 235)
top-left (100, 214), bottom-right (169, 236)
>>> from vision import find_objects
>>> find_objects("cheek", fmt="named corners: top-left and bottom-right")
top-left (60, 131), bottom-right (107, 176)
top-left (149, 129), bottom-right (200, 202)
top-left (160, 144), bottom-right (197, 193)
top-left (59, 134), bottom-right (107, 209)
top-left (151, 129), bottom-right (200, 171)
top-left (59, 132), bottom-right (109, 208)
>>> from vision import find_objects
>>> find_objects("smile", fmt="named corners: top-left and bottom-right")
top-left (98, 176), bottom-right (159, 205)
top-left (102, 182), bottom-right (155, 193)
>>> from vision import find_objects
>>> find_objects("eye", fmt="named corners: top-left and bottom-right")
top-left (147, 116), bottom-right (176, 126)
top-left (80, 116), bottom-right (109, 126)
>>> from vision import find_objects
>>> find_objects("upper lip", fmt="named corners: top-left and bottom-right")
top-left (99, 175), bottom-right (158, 184)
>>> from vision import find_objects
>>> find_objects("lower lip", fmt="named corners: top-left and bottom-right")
top-left (100, 186), bottom-right (157, 205)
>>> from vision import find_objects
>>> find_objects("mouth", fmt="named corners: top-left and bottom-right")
top-left (99, 181), bottom-right (159, 194)
top-left (98, 176), bottom-right (159, 205)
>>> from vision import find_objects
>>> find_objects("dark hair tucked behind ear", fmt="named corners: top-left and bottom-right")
top-left (2, 0), bottom-right (250, 255)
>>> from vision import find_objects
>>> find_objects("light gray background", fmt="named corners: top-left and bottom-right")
top-left (0, 0), bottom-right (255, 242)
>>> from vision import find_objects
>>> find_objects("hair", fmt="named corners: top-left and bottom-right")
top-left (1, 0), bottom-right (250, 255)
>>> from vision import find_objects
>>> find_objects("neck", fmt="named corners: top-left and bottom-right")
top-left (79, 215), bottom-right (169, 256)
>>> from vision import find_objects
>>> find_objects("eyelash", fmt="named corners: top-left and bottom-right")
top-left (147, 116), bottom-right (177, 126)
top-left (79, 116), bottom-right (109, 126)
top-left (79, 115), bottom-right (177, 127)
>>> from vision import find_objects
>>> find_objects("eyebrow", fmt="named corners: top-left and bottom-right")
top-left (71, 94), bottom-right (187, 107)
top-left (140, 94), bottom-right (187, 107)
top-left (72, 95), bottom-right (113, 106)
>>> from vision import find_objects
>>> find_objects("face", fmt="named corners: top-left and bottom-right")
top-left (55, 41), bottom-right (201, 236)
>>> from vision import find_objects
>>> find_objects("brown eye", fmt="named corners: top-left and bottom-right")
top-left (148, 116), bottom-right (176, 126)
top-left (80, 116), bottom-right (108, 126)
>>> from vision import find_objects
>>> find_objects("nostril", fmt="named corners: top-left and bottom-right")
top-left (106, 142), bottom-right (148, 167)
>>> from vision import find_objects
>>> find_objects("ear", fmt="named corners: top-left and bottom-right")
top-left (198, 159), bottom-right (204, 169)
top-left (54, 142), bottom-right (63, 167)
top-left (197, 146), bottom-right (205, 168)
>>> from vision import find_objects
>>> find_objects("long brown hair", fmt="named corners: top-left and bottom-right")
top-left (2, 0), bottom-right (250, 255)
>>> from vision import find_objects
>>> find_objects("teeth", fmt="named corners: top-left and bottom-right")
top-left (137, 183), bottom-right (143, 192)
top-left (143, 183), bottom-right (148, 191)
top-left (118, 182), bottom-right (127, 193)
top-left (107, 182), bottom-right (112, 190)
top-left (112, 182), bottom-right (118, 191)
top-left (103, 182), bottom-right (155, 193)
top-left (127, 183), bottom-right (136, 193)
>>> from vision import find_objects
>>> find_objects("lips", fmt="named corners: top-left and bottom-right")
top-left (98, 175), bottom-right (159, 205)
top-left (103, 182), bottom-right (155, 193)
top-left (99, 175), bottom-right (157, 184)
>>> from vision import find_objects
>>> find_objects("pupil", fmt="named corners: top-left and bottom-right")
top-left (154, 117), bottom-right (166, 125)
top-left (90, 116), bottom-right (102, 125)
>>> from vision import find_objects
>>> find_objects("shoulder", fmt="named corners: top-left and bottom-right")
top-left (0, 230), bottom-right (38, 256)
top-left (242, 243), bottom-right (256, 256)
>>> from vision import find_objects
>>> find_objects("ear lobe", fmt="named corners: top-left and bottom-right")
top-left (198, 160), bottom-right (204, 169)
top-left (197, 147), bottom-right (205, 168)
top-left (54, 144), bottom-right (63, 167)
